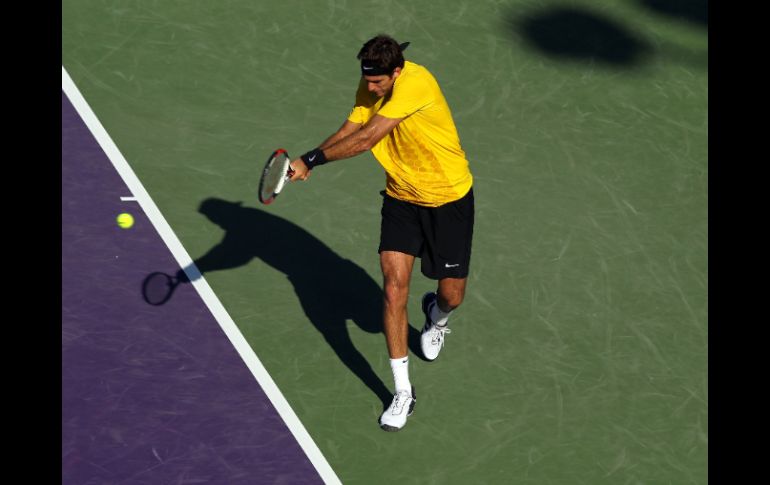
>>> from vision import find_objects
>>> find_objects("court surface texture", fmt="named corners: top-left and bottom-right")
top-left (62, 1), bottom-right (707, 483)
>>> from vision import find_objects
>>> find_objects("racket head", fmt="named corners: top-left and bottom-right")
top-left (258, 149), bottom-right (293, 205)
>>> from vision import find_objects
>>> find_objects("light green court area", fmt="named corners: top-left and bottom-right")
top-left (63, 1), bottom-right (707, 483)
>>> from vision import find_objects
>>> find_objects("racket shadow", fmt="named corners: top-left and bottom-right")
top-left (150, 197), bottom-right (426, 407)
top-left (141, 270), bottom-right (189, 306)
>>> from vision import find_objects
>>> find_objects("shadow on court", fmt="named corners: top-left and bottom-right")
top-left (510, 6), bottom-right (652, 67)
top-left (142, 198), bottom-right (427, 407)
top-left (637, 0), bottom-right (707, 27)
top-left (507, 1), bottom-right (707, 69)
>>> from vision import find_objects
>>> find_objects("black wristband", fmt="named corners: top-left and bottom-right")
top-left (300, 148), bottom-right (328, 170)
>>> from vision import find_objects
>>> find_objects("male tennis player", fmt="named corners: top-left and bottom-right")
top-left (289, 34), bottom-right (474, 432)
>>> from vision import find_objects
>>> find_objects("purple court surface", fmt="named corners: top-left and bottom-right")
top-left (61, 91), bottom-right (323, 484)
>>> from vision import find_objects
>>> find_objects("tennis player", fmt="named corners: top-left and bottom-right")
top-left (289, 34), bottom-right (474, 432)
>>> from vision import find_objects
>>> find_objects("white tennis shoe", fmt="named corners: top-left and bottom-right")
top-left (379, 386), bottom-right (416, 432)
top-left (421, 292), bottom-right (452, 361)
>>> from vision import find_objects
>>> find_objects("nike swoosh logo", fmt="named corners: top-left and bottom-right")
top-left (445, 263), bottom-right (460, 268)
top-left (308, 155), bottom-right (316, 161)
top-left (363, 66), bottom-right (373, 70)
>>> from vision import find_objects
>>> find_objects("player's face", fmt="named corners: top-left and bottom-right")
top-left (364, 68), bottom-right (401, 97)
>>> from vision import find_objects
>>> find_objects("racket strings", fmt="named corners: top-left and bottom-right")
top-left (259, 150), bottom-right (291, 203)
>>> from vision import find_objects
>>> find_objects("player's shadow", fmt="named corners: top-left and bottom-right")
top-left (637, 0), bottom-right (707, 27)
top-left (510, 6), bottom-right (652, 67)
top-left (506, 3), bottom-right (707, 69)
top-left (146, 197), bottom-right (427, 407)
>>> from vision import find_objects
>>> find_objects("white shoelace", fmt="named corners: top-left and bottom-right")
top-left (430, 324), bottom-right (451, 346)
top-left (390, 390), bottom-right (412, 415)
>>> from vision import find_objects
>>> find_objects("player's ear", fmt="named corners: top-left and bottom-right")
top-left (392, 67), bottom-right (402, 78)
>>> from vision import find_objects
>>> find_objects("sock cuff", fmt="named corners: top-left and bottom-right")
top-left (430, 303), bottom-right (452, 326)
top-left (390, 356), bottom-right (411, 393)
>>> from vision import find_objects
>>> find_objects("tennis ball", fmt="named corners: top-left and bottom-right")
top-left (117, 213), bottom-right (134, 229)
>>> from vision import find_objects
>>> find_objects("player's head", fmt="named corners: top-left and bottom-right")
top-left (198, 198), bottom-right (243, 227)
top-left (357, 34), bottom-right (409, 97)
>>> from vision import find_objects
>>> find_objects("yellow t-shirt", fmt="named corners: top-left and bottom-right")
top-left (347, 61), bottom-right (473, 207)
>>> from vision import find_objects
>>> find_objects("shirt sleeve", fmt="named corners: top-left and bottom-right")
top-left (377, 74), bottom-right (433, 119)
top-left (347, 79), bottom-right (370, 124)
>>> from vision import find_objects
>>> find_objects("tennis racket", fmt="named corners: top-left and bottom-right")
top-left (142, 271), bottom-right (188, 306)
top-left (258, 149), bottom-right (294, 205)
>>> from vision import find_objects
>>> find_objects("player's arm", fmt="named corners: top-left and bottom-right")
top-left (318, 119), bottom-right (363, 150)
top-left (323, 115), bottom-right (402, 160)
top-left (289, 115), bottom-right (402, 181)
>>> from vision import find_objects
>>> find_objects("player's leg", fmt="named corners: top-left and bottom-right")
top-left (378, 250), bottom-right (417, 431)
top-left (419, 189), bottom-right (474, 361)
top-left (380, 250), bottom-right (415, 360)
top-left (419, 276), bottom-right (467, 360)
top-left (437, 276), bottom-right (468, 312)
top-left (377, 193), bottom-right (422, 431)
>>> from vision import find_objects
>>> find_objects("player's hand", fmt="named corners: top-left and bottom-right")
top-left (289, 159), bottom-right (311, 181)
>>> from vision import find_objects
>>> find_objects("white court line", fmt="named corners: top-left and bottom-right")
top-left (62, 66), bottom-right (342, 485)
top-left (120, 196), bottom-right (138, 201)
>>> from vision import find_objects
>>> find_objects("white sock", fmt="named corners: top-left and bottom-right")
top-left (430, 302), bottom-right (452, 327)
top-left (390, 356), bottom-right (411, 393)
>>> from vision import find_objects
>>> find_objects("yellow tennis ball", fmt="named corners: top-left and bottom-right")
top-left (117, 213), bottom-right (134, 229)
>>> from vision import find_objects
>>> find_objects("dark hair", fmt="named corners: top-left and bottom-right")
top-left (357, 35), bottom-right (405, 74)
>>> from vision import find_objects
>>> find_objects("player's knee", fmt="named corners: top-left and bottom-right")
top-left (383, 279), bottom-right (410, 307)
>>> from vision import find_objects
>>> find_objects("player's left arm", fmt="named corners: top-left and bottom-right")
top-left (290, 115), bottom-right (402, 181)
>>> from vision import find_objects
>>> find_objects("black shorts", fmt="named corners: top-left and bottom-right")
top-left (378, 188), bottom-right (474, 280)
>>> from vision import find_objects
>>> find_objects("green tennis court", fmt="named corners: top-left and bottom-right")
top-left (63, 0), bottom-right (707, 483)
